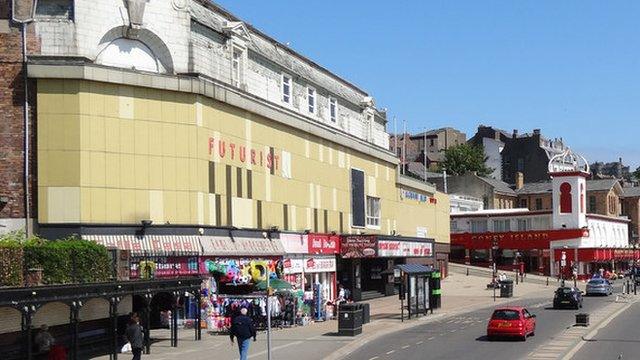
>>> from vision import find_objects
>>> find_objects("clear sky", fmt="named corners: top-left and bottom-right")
top-left (214, 1), bottom-right (640, 169)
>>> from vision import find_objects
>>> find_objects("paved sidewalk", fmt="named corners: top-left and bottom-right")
top-left (93, 272), bottom-right (558, 360)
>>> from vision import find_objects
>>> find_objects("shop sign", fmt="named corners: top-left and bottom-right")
top-left (283, 257), bottom-right (304, 274)
top-left (280, 233), bottom-right (308, 254)
top-left (401, 189), bottom-right (429, 203)
top-left (451, 229), bottom-right (589, 250)
top-left (377, 240), bottom-right (433, 258)
top-left (304, 257), bottom-right (337, 273)
top-left (308, 234), bottom-right (340, 254)
top-left (208, 137), bottom-right (280, 171)
top-left (200, 236), bottom-right (284, 256)
top-left (341, 236), bottom-right (377, 258)
top-left (130, 256), bottom-right (200, 278)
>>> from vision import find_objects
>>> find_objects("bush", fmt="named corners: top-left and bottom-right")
top-left (0, 232), bottom-right (111, 286)
top-left (0, 239), bottom-right (24, 287)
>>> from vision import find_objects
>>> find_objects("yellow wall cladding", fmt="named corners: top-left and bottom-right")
top-left (36, 79), bottom-right (449, 244)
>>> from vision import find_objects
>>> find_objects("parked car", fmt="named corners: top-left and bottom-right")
top-left (553, 287), bottom-right (583, 309)
top-left (585, 278), bottom-right (613, 296)
top-left (487, 307), bottom-right (536, 341)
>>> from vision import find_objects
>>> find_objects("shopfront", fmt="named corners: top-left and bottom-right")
top-left (339, 235), bottom-right (435, 301)
top-left (281, 233), bottom-right (339, 320)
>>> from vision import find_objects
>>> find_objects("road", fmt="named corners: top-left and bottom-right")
top-left (572, 297), bottom-right (640, 360)
top-left (346, 283), bottom-right (623, 360)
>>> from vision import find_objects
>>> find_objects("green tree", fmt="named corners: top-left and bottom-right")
top-left (633, 166), bottom-right (640, 181)
top-left (438, 143), bottom-right (493, 176)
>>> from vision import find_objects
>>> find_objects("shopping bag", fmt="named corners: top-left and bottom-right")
top-left (121, 342), bottom-right (132, 353)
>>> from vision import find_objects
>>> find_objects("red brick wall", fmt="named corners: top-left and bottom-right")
top-left (0, 17), bottom-right (39, 223)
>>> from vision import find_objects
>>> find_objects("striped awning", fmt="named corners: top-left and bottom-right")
top-left (83, 235), bottom-right (203, 256)
top-left (200, 235), bottom-right (285, 256)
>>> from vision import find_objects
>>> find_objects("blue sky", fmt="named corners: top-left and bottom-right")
top-left (214, 1), bottom-right (640, 169)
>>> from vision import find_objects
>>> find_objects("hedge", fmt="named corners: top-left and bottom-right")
top-left (0, 232), bottom-right (112, 287)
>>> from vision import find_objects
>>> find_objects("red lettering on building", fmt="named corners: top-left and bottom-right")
top-left (239, 146), bottom-right (246, 162)
top-left (251, 149), bottom-right (257, 165)
top-left (229, 143), bottom-right (236, 160)
top-left (219, 141), bottom-right (226, 158)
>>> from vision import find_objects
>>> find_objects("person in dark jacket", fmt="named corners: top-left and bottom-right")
top-left (126, 313), bottom-right (144, 360)
top-left (229, 308), bottom-right (256, 360)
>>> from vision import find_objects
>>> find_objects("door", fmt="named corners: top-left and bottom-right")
top-left (522, 309), bottom-right (533, 333)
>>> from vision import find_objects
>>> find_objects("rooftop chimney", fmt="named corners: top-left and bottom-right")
top-left (512, 129), bottom-right (518, 139)
top-left (515, 172), bottom-right (524, 190)
top-left (533, 129), bottom-right (541, 135)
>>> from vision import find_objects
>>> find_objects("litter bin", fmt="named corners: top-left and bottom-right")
top-left (575, 313), bottom-right (589, 326)
top-left (338, 304), bottom-right (363, 336)
top-left (499, 279), bottom-right (513, 298)
top-left (361, 303), bottom-right (370, 324)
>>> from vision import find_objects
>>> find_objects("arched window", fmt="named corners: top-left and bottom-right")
top-left (560, 182), bottom-right (572, 213)
top-left (96, 38), bottom-right (162, 73)
top-left (580, 184), bottom-right (584, 213)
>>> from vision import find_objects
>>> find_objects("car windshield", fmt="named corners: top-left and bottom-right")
top-left (588, 280), bottom-right (605, 285)
top-left (492, 310), bottom-right (520, 320)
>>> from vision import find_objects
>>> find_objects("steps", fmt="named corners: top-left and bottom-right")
top-left (360, 290), bottom-right (386, 300)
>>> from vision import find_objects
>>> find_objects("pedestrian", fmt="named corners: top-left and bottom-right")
top-left (126, 313), bottom-right (144, 360)
top-left (229, 307), bottom-right (256, 360)
top-left (34, 324), bottom-right (54, 354)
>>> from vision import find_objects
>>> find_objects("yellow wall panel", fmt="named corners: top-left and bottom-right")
top-left (134, 154), bottom-right (149, 189)
top-left (90, 187), bottom-right (106, 223)
top-left (148, 121), bottom-right (163, 156)
top-left (133, 121), bottom-right (149, 155)
top-left (47, 150), bottom-right (80, 187)
top-left (161, 123), bottom-right (176, 157)
top-left (120, 153), bottom-right (135, 189)
top-left (134, 189), bottom-right (150, 221)
top-left (120, 189), bottom-right (136, 223)
top-left (80, 187), bottom-right (91, 222)
top-left (148, 156), bottom-right (163, 189)
top-left (105, 153), bottom-right (120, 188)
top-left (104, 117), bottom-right (120, 153)
top-left (89, 151), bottom-right (106, 187)
top-left (162, 157), bottom-right (177, 190)
top-left (38, 187), bottom-right (49, 223)
top-left (175, 191), bottom-right (190, 224)
top-left (105, 188), bottom-right (122, 223)
top-left (163, 191), bottom-right (177, 223)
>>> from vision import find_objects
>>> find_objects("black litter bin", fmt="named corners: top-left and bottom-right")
top-left (499, 279), bottom-right (513, 298)
top-left (338, 304), bottom-right (363, 336)
top-left (575, 313), bottom-right (589, 326)
top-left (361, 303), bottom-right (370, 324)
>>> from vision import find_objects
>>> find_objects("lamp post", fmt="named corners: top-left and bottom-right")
top-left (11, 0), bottom-right (38, 239)
top-left (492, 239), bottom-right (499, 302)
top-left (560, 250), bottom-right (567, 287)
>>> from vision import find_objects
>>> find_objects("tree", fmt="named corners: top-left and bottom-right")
top-left (438, 143), bottom-right (493, 177)
top-left (633, 166), bottom-right (640, 181)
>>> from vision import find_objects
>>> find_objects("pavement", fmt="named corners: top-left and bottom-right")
top-left (92, 270), bottom-right (636, 360)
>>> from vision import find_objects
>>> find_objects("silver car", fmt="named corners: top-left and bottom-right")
top-left (585, 278), bottom-right (613, 296)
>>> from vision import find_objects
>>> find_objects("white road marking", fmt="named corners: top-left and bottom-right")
top-left (417, 340), bottom-right (424, 344)
top-left (450, 329), bottom-right (457, 333)
top-left (386, 350), bottom-right (396, 355)
top-left (402, 345), bottom-right (410, 349)
top-left (368, 357), bottom-right (379, 360)
top-left (427, 337), bottom-right (435, 341)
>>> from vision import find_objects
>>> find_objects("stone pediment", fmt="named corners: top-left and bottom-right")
top-left (223, 21), bottom-right (251, 42)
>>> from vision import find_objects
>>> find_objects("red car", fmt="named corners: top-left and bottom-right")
top-left (487, 306), bottom-right (536, 341)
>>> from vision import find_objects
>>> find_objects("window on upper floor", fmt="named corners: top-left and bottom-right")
top-left (470, 219), bottom-right (488, 233)
top-left (282, 74), bottom-right (292, 104)
top-left (493, 219), bottom-right (511, 232)
top-left (517, 158), bottom-right (524, 172)
top-left (430, 139), bottom-right (435, 146)
top-left (329, 97), bottom-right (337, 122)
top-left (517, 218), bottom-right (531, 231)
top-left (451, 220), bottom-right (458, 231)
top-left (366, 196), bottom-right (381, 228)
top-left (231, 47), bottom-right (243, 88)
top-left (535, 198), bottom-right (543, 210)
top-left (307, 87), bottom-right (316, 114)
top-left (519, 199), bottom-right (528, 208)
top-left (589, 195), bottom-right (597, 213)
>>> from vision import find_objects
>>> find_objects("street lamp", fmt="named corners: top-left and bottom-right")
top-left (11, 0), bottom-right (38, 239)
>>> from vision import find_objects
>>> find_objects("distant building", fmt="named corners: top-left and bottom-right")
top-left (450, 194), bottom-right (484, 214)
top-left (622, 187), bottom-right (640, 244)
top-left (468, 126), bottom-right (569, 184)
top-left (428, 172), bottom-right (517, 210)
top-left (591, 158), bottom-right (631, 180)
top-left (391, 127), bottom-right (465, 173)
top-left (515, 178), bottom-right (624, 218)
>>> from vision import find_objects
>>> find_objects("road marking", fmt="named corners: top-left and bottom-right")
top-left (386, 350), bottom-right (395, 355)
top-left (402, 345), bottom-right (410, 349)
top-left (417, 340), bottom-right (424, 344)
top-left (450, 329), bottom-right (457, 333)
top-left (368, 357), bottom-right (379, 360)
top-left (427, 337), bottom-right (435, 341)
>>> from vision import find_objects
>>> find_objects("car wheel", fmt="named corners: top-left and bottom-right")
top-left (521, 335), bottom-right (527, 342)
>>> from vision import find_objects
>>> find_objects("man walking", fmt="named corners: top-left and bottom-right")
top-left (126, 313), bottom-right (144, 360)
top-left (230, 307), bottom-right (256, 360)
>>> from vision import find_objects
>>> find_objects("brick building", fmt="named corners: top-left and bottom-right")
top-left (0, 6), bottom-right (39, 233)
top-left (622, 187), bottom-right (640, 244)
top-left (515, 179), bottom-right (623, 218)
top-left (428, 172), bottom-right (516, 210)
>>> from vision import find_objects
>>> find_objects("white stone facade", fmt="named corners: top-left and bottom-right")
top-left (32, 0), bottom-right (389, 149)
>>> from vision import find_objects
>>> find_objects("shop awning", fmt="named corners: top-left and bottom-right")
top-left (83, 235), bottom-right (203, 256)
top-left (200, 235), bottom-right (285, 256)
top-left (396, 264), bottom-right (433, 274)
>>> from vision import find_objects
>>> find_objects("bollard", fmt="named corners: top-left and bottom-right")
top-left (546, 277), bottom-right (549, 286)
top-left (635, 282), bottom-right (637, 295)
top-left (627, 280), bottom-right (631, 295)
top-left (466, 268), bottom-right (469, 276)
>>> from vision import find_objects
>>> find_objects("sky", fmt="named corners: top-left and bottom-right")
top-left (214, 1), bottom-right (640, 169)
